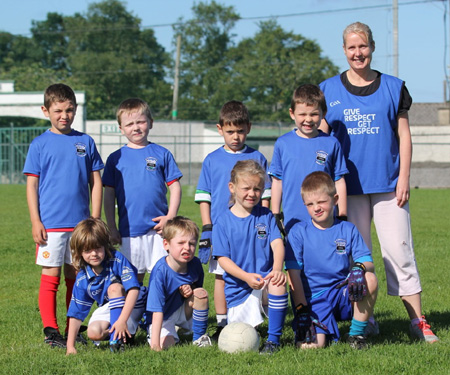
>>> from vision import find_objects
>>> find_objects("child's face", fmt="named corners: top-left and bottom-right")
top-left (217, 123), bottom-right (250, 152)
top-left (119, 111), bottom-right (152, 148)
top-left (289, 102), bottom-right (322, 139)
top-left (164, 232), bottom-right (198, 266)
top-left (229, 174), bottom-right (264, 213)
top-left (303, 190), bottom-right (338, 229)
top-left (81, 246), bottom-right (106, 271)
top-left (42, 100), bottom-right (77, 135)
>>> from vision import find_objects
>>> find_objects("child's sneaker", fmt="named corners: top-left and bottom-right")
top-left (193, 334), bottom-right (212, 347)
top-left (409, 316), bottom-right (439, 343)
top-left (364, 319), bottom-right (379, 336)
top-left (109, 339), bottom-right (125, 353)
top-left (43, 327), bottom-right (67, 348)
top-left (347, 335), bottom-right (368, 350)
top-left (259, 340), bottom-right (280, 355)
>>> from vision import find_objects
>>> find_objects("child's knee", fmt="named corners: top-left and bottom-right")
top-left (365, 272), bottom-right (378, 294)
top-left (193, 287), bottom-right (208, 309)
top-left (87, 322), bottom-right (109, 341)
top-left (107, 282), bottom-right (125, 298)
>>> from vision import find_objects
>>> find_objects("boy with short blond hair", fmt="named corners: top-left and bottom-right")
top-left (269, 84), bottom-right (348, 232)
top-left (195, 100), bottom-right (271, 335)
top-left (286, 171), bottom-right (378, 349)
top-left (103, 98), bottom-right (182, 283)
top-left (147, 216), bottom-right (211, 350)
top-left (23, 83), bottom-right (104, 348)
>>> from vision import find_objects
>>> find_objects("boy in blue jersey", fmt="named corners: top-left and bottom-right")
top-left (103, 98), bottom-right (182, 283)
top-left (269, 84), bottom-right (348, 232)
top-left (147, 217), bottom-right (211, 350)
top-left (286, 171), bottom-right (378, 349)
top-left (23, 83), bottom-right (104, 348)
top-left (66, 218), bottom-right (146, 354)
top-left (213, 160), bottom-right (288, 355)
top-left (195, 100), bottom-right (271, 336)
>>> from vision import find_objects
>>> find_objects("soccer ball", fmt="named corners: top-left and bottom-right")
top-left (218, 322), bottom-right (260, 353)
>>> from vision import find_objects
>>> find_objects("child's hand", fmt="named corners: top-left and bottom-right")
top-left (152, 215), bottom-right (172, 235)
top-left (110, 318), bottom-right (130, 342)
top-left (32, 221), bottom-right (47, 245)
top-left (179, 284), bottom-right (193, 298)
top-left (264, 270), bottom-right (287, 287)
top-left (151, 343), bottom-right (163, 352)
top-left (109, 227), bottom-right (122, 245)
top-left (245, 273), bottom-right (265, 290)
top-left (66, 347), bottom-right (77, 355)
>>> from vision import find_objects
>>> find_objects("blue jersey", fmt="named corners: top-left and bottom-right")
top-left (23, 129), bottom-right (104, 229)
top-left (67, 250), bottom-right (140, 321)
top-left (195, 145), bottom-right (271, 224)
top-left (212, 205), bottom-right (281, 308)
top-left (320, 73), bottom-right (403, 195)
top-left (102, 143), bottom-right (182, 237)
top-left (146, 256), bottom-right (204, 320)
top-left (269, 130), bottom-right (347, 230)
top-left (285, 220), bottom-right (372, 300)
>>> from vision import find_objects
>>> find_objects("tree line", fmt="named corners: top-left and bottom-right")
top-left (0, 0), bottom-right (338, 123)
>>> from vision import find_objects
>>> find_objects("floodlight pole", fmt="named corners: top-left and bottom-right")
top-left (393, 0), bottom-right (399, 77)
top-left (172, 35), bottom-right (181, 120)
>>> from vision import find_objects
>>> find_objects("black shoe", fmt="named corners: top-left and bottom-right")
top-left (259, 340), bottom-right (280, 355)
top-left (64, 332), bottom-right (88, 345)
top-left (210, 325), bottom-right (224, 342)
top-left (347, 335), bottom-right (368, 350)
top-left (44, 327), bottom-right (67, 348)
top-left (110, 339), bottom-right (125, 353)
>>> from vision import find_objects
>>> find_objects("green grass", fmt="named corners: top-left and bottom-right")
top-left (0, 185), bottom-right (449, 374)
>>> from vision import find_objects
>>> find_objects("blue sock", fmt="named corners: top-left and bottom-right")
top-left (349, 318), bottom-right (368, 336)
top-left (109, 296), bottom-right (125, 342)
top-left (267, 293), bottom-right (288, 345)
top-left (192, 308), bottom-right (209, 341)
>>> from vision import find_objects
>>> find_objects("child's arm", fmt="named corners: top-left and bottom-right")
top-left (217, 256), bottom-right (264, 290)
top-left (89, 170), bottom-right (103, 219)
top-left (199, 201), bottom-right (212, 226)
top-left (26, 175), bottom-right (47, 245)
top-left (110, 287), bottom-right (139, 342)
top-left (335, 177), bottom-right (347, 218)
top-left (150, 311), bottom-right (164, 351)
top-left (264, 238), bottom-right (287, 287)
top-left (270, 177), bottom-right (282, 214)
top-left (104, 186), bottom-right (121, 245)
top-left (152, 180), bottom-right (182, 234)
top-left (66, 317), bottom-right (82, 355)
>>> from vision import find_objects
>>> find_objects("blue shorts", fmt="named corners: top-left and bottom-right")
top-left (309, 281), bottom-right (352, 342)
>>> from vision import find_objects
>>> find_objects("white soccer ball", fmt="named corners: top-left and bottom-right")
top-left (218, 322), bottom-right (260, 353)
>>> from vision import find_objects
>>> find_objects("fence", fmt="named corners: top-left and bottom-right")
top-left (2, 121), bottom-right (450, 186)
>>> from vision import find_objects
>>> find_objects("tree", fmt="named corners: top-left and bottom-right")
top-left (173, 1), bottom-right (240, 120)
top-left (229, 20), bottom-right (339, 122)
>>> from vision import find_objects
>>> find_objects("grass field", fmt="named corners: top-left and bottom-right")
top-left (0, 185), bottom-right (449, 375)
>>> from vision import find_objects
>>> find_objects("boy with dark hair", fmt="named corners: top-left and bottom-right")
top-left (269, 84), bottom-right (348, 232)
top-left (195, 100), bottom-right (271, 337)
top-left (23, 83), bottom-right (104, 348)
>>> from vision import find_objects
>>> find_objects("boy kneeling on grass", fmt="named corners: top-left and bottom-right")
top-left (286, 171), bottom-right (378, 349)
top-left (146, 216), bottom-right (211, 351)
top-left (66, 218), bottom-right (147, 355)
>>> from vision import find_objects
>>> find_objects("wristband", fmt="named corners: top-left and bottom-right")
top-left (295, 303), bottom-right (310, 314)
top-left (352, 262), bottom-right (366, 272)
top-left (202, 224), bottom-right (212, 232)
top-left (336, 215), bottom-right (347, 221)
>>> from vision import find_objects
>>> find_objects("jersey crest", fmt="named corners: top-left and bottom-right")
top-left (334, 239), bottom-right (347, 255)
top-left (145, 157), bottom-right (157, 171)
top-left (75, 142), bottom-right (87, 157)
top-left (255, 223), bottom-right (268, 239)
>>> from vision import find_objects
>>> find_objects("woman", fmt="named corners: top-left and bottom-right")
top-left (319, 22), bottom-right (438, 343)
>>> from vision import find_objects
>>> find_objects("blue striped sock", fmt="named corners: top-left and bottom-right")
top-left (192, 308), bottom-right (209, 341)
top-left (267, 293), bottom-right (288, 345)
top-left (109, 296), bottom-right (125, 342)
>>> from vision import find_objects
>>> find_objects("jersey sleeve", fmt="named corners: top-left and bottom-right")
top-left (88, 137), bottom-right (104, 172)
top-left (22, 138), bottom-right (41, 176)
top-left (114, 252), bottom-right (140, 292)
top-left (268, 140), bottom-right (283, 180)
top-left (146, 268), bottom-right (166, 313)
top-left (67, 274), bottom-right (94, 321)
top-left (332, 141), bottom-right (349, 180)
top-left (285, 224), bottom-right (304, 270)
top-left (211, 220), bottom-right (231, 259)
top-left (101, 153), bottom-right (116, 187)
top-left (195, 156), bottom-right (212, 203)
top-left (163, 149), bottom-right (183, 184)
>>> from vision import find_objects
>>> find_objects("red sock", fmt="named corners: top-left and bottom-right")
top-left (39, 274), bottom-right (60, 331)
top-left (65, 278), bottom-right (75, 333)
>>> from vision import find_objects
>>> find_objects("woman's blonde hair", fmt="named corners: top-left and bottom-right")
top-left (343, 21), bottom-right (375, 49)
top-left (70, 218), bottom-right (114, 271)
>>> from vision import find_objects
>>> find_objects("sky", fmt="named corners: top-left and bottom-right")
top-left (0, 0), bottom-right (448, 103)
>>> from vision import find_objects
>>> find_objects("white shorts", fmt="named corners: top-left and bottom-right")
top-left (36, 231), bottom-right (72, 267)
top-left (148, 302), bottom-right (192, 343)
top-left (120, 229), bottom-right (167, 274)
top-left (227, 284), bottom-right (269, 327)
top-left (209, 258), bottom-right (225, 275)
top-left (348, 192), bottom-right (421, 296)
top-left (88, 287), bottom-right (147, 335)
